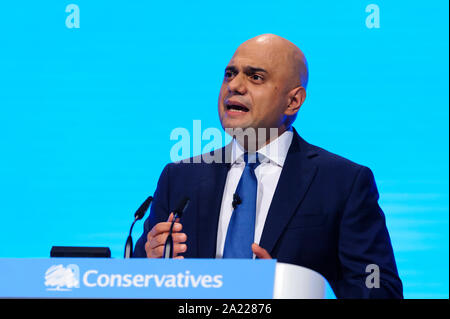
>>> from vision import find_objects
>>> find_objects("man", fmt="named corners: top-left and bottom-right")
top-left (134, 34), bottom-right (403, 298)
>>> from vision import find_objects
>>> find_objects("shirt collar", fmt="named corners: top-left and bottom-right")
top-left (230, 127), bottom-right (294, 167)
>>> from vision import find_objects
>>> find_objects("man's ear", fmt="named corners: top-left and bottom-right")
top-left (285, 86), bottom-right (306, 116)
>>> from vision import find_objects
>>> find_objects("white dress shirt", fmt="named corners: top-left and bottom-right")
top-left (215, 128), bottom-right (294, 258)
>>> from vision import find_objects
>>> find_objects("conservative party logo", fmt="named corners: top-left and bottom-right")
top-left (44, 264), bottom-right (80, 291)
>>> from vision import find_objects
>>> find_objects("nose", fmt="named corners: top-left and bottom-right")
top-left (227, 73), bottom-right (247, 95)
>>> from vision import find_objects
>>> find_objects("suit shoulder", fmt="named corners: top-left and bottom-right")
top-left (306, 142), bottom-right (367, 174)
top-left (161, 151), bottom-right (219, 178)
top-left (302, 141), bottom-right (378, 196)
top-left (168, 146), bottom-right (228, 168)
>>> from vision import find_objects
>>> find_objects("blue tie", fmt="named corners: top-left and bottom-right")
top-left (223, 153), bottom-right (260, 258)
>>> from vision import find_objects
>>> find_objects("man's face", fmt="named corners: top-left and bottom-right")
top-left (218, 43), bottom-right (292, 132)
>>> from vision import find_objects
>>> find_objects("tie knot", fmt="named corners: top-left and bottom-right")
top-left (243, 152), bottom-right (260, 170)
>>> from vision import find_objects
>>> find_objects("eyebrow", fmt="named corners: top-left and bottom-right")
top-left (225, 65), bottom-right (268, 74)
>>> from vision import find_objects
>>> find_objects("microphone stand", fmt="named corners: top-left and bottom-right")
top-left (163, 197), bottom-right (190, 259)
top-left (124, 196), bottom-right (153, 258)
top-left (163, 215), bottom-right (178, 259)
top-left (124, 217), bottom-right (138, 259)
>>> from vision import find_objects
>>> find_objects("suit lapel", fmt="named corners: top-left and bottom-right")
top-left (196, 146), bottom-right (231, 258)
top-left (259, 129), bottom-right (318, 255)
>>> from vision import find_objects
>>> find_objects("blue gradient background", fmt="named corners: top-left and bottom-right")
top-left (0, 1), bottom-right (448, 298)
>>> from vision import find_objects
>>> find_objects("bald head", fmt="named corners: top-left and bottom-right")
top-left (218, 33), bottom-right (308, 137)
top-left (235, 34), bottom-right (308, 90)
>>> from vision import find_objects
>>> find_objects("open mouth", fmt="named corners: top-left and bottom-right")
top-left (225, 102), bottom-right (249, 113)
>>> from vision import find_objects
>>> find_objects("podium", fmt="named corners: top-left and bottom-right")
top-left (274, 262), bottom-right (335, 299)
top-left (0, 258), bottom-right (336, 299)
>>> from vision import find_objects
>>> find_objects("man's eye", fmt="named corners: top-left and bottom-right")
top-left (251, 74), bottom-right (263, 81)
top-left (224, 71), bottom-right (234, 78)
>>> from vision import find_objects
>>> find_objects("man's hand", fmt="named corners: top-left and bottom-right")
top-left (144, 213), bottom-right (187, 259)
top-left (252, 243), bottom-right (272, 259)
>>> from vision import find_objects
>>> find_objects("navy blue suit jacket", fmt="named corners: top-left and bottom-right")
top-left (134, 129), bottom-right (403, 298)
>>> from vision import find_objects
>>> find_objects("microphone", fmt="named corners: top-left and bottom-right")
top-left (124, 196), bottom-right (153, 258)
top-left (232, 193), bottom-right (242, 209)
top-left (163, 197), bottom-right (190, 259)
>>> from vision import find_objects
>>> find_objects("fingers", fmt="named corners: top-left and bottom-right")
top-left (148, 216), bottom-right (182, 238)
top-left (167, 212), bottom-right (181, 224)
top-left (148, 232), bottom-right (187, 250)
top-left (145, 242), bottom-right (187, 258)
top-left (145, 213), bottom-right (187, 258)
top-left (251, 243), bottom-right (272, 259)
